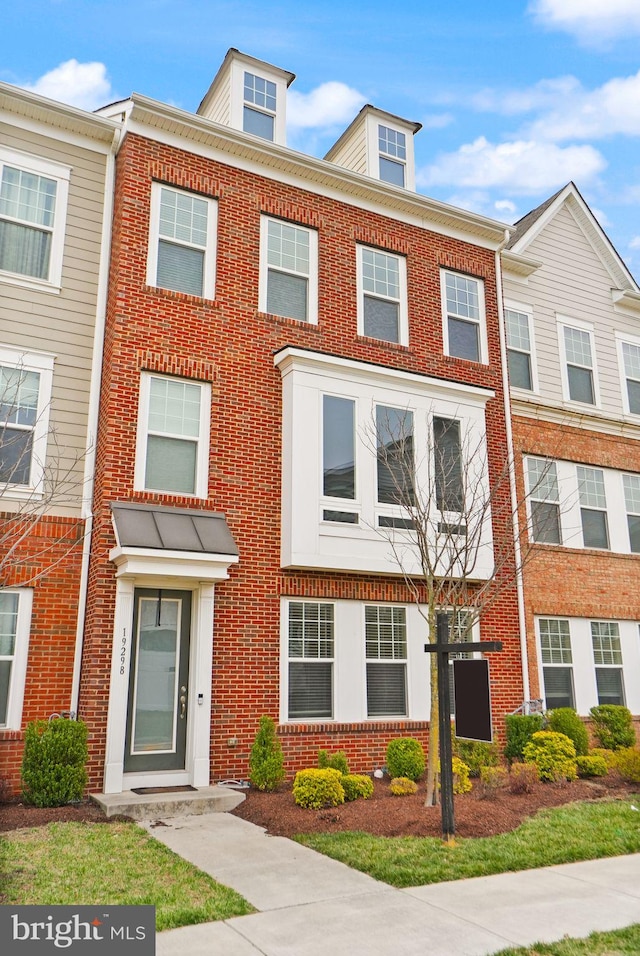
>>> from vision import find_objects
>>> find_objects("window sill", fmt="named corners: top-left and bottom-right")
top-left (258, 310), bottom-right (319, 329)
top-left (356, 334), bottom-right (410, 352)
top-left (144, 284), bottom-right (219, 307)
top-left (0, 271), bottom-right (60, 295)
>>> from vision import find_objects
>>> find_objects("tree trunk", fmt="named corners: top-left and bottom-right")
top-left (425, 650), bottom-right (440, 806)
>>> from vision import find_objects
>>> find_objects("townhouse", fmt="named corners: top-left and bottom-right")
top-left (0, 82), bottom-right (119, 792)
top-left (502, 183), bottom-right (640, 725)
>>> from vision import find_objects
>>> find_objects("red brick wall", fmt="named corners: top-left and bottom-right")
top-left (79, 133), bottom-right (523, 789)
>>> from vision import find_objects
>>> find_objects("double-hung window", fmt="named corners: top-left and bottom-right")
top-left (0, 347), bottom-right (54, 495)
top-left (365, 605), bottom-right (407, 717)
top-left (259, 218), bottom-right (317, 323)
top-left (441, 271), bottom-right (486, 363)
top-left (539, 618), bottom-right (574, 709)
top-left (287, 602), bottom-right (334, 719)
top-left (591, 621), bottom-right (625, 706)
top-left (358, 246), bottom-right (408, 345)
top-left (560, 322), bottom-right (597, 405)
top-left (623, 473), bottom-right (640, 553)
top-left (147, 184), bottom-right (217, 299)
top-left (243, 71), bottom-right (277, 141)
top-left (0, 148), bottom-right (70, 289)
top-left (526, 457), bottom-right (561, 544)
top-left (577, 466), bottom-right (609, 549)
top-left (135, 373), bottom-right (210, 497)
top-left (0, 589), bottom-right (33, 728)
top-left (322, 394), bottom-right (357, 524)
top-left (619, 339), bottom-right (640, 415)
top-left (505, 307), bottom-right (534, 390)
top-left (378, 125), bottom-right (406, 187)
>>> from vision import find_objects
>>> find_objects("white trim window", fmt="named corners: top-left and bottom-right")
top-left (378, 125), bottom-right (407, 187)
top-left (441, 270), bottom-right (487, 363)
top-left (135, 373), bottom-right (211, 497)
top-left (0, 148), bottom-right (70, 291)
top-left (448, 609), bottom-right (477, 715)
top-left (0, 346), bottom-right (54, 497)
top-left (357, 246), bottom-right (408, 345)
top-left (623, 473), bottom-right (640, 553)
top-left (259, 217), bottom-right (318, 323)
top-left (526, 457), bottom-right (561, 545)
top-left (539, 618), bottom-right (575, 709)
top-left (559, 320), bottom-right (598, 406)
top-left (618, 337), bottom-right (640, 415)
top-left (591, 621), bottom-right (625, 706)
top-left (147, 183), bottom-right (217, 299)
top-left (322, 394), bottom-right (357, 524)
top-left (505, 306), bottom-right (535, 391)
top-left (0, 588), bottom-right (33, 729)
top-left (365, 605), bottom-right (408, 717)
top-left (577, 466), bottom-right (609, 550)
top-left (243, 71), bottom-right (277, 141)
top-left (287, 601), bottom-right (334, 720)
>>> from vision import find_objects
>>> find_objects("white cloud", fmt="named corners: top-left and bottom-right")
top-left (421, 113), bottom-right (454, 129)
top-left (495, 199), bottom-right (518, 216)
top-left (529, 0), bottom-right (640, 40)
top-left (526, 70), bottom-right (640, 141)
top-left (630, 236), bottom-right (640, 249)
top-left (287, 81), bottom-right (365, 130)
top-left (23, 59), bottom-right (113, 112)
top-left (418, 137), bottom-right (606, 194)
top-left (471, 76), bottom-right (581, 115)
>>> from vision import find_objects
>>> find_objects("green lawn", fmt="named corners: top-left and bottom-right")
top-left (493, 923), bottom-right (640, 955)
top-left (295, 798), bottom-right (640, 887)
top-left (0, 821), bottom-right (254, 931)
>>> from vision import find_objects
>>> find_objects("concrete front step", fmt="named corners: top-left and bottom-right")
top-left (90, 785), bottom-right (246, 821)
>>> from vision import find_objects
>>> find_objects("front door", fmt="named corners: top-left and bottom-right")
top-left (124, 589), bottom-right (191, 773)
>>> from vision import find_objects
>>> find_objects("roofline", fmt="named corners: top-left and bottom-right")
top-left (325, 104), bottom-right (422, 164)
top-left (0, 81), bottom-right (121, 146)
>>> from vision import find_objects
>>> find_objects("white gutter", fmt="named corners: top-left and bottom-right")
top-left (495, 242), bottom-right (531, 708)
top-left (69, 122), bottom-right (122, 716)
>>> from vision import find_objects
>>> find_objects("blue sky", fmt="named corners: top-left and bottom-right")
top-left (3, 1), bottom-right (640, 277)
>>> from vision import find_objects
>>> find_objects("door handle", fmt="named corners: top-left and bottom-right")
top-left (179, 686), bottom-right (187, 719)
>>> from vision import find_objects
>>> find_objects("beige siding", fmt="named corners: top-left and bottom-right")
top-left (204, 72), bottom-right (231, 127)
top-left (0, 122), bottom-right (108, 517)
top-left (327, 124), bottom-right (368, 176)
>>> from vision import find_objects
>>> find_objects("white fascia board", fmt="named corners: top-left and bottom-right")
top-left (109, 546), bottom-right (239, 581)
top-left (0, 84), bottom-right (120, 152)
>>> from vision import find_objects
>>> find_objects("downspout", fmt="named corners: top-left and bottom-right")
top-left (495, 238), bottom-right (531, 709)
top-left (69, 123), bottom-right (121, 716)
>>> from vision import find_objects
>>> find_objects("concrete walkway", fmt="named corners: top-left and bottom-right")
top-left (147, 812), bottom-right (640, 956)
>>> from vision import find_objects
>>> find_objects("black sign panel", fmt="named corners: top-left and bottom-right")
top-left (453, 658), bottom-right (492, 742)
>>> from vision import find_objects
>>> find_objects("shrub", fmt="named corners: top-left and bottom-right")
top-left (504, 713), bottom-right (544, 763)
top-left (614, 748), bottom-right (640, 785)
top-left (293, 768), bottom-right (345, 809)
top-left (389, 776), bottom-right (418, 796)
top-left (386, 737), bottom-right (425, 781)
top-left (21, 718), bottom-right (88, 808)
top-left (249, 715), bottom-right (285, 792)
top-left (508, 762), bottom-right (539, 794)
top-left (576, 754), bottom-right (608, 778)
top-left (451, 756), bottom-right (472, 794)
top-left (317, 749), bottom-right (350, 775)
top-left (523, 731), bottom-right (577, 782)
top-left (589, 747), bottom-right (618, 769)
top-left (341, 774), bottom-right (374, 801)
top-left (547, 708), bottom-right (589, 756)
top-left (453, 737), bottom-right (500, 777)
top-left (478, 765), bottom-right (508, 798)
top-left (589, 705), bottom-right (636, 751)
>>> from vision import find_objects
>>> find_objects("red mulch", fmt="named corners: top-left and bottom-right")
top-left (0, 801), bottom-right (129, 832)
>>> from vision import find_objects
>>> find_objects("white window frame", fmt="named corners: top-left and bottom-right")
top-left (591, 621), bottom-right (626, 707)
top-left (364, 603), bottom-right (408, 718)
top-left (441, 270), bottom-right (488, 364)
top-left (0, 147), bottom-right (70, 293)
top-left (357, 245), bottom-right (408, 346)
top-left (576, 465), bottom-right (610, 550)
top-left (0, 587), bottom-right (33, 729)
top-left (537, 617), bottom-right (575, 710)
top-left (258, 216), bottom-right (318, 324)
top-left (377, 125), bottom-right (407, 188)
top-left (615, 331), bottom-right (640, 417)
top-left (146, 182), bottom-right (217, 300)
top-left (557, 316), bottom-right (600, 407)
top-left (623, 473), bottom-right (640, 553)
top-left (525, 456), bottom-right (563, 546)
top-left (285, 600), bottom-right (334, 721)
top-left (0, 345), bottom-right (55, 500)
top-left (134, 372), bottom-right (211, 499)
top-left (504, 301), bottom-right (537, 392)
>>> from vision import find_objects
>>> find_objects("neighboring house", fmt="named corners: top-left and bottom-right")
top-left (0, 82), bottom-right (119, 792)
top-left (81, 49), bottom-right (524, 796)
top-left (502, 183), bottom-right (640, 724)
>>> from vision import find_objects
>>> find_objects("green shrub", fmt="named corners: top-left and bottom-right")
top-left (453, 736), bottom-right (500, 777)
top-left (479, 765), bottom-right (508, 797)
top-left (614, 747), bottom-right (640, 784)
top-left (589, 705), bottom-right (636, 750)
top-left (389, 776), bottom-right (418, 796)
top-left (504, 713), bottom-right (544, 763)
top-left (576, 754), bottom-right (608, 778)
top-left (589, 747), bottom-right (617, 769)
top-left (386, 737), bottom-right (425, 781)
top-left (341, 773), bottom-right (374, 801)
top-left (508, 762), bottom-right (539, 794)
top-left (249, 715), bottom-right (285, 792)
top-left (547, 708), bottom-right (589, 756)
top-left (293, 768), bottom-right (345, 809)
top-left (523, 730), bottom-right (577, 782)
top-left (21, 718), bottom-right (88, 808)
top-left (317, 749), bottom-right (350, 775)
top-left (452, 756), bottom-right (472, 794)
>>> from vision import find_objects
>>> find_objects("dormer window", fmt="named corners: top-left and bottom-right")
top-left (378, 125), bottom-right (406, 187)
top-left (243, 71), bottom-right (277, 141)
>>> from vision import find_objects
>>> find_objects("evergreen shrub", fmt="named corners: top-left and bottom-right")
top-left (293, 768), bottom-right (345, 809)
top-left (385, 737), bottom-right (425, 781)
top-left (21, 718), bottom-right (88, 808)
top-left (589, 705), bottom-right (636, 751)
top-left (614, 748), bottom-right (640, 784)
top-left (389, 776), bottom-right (418, 796)
top-left (547, 708), bottom-right (589, 756)
top-left (249, 715), bottom-right (285, 791)
top-left (453, 737), bottom-right (500, 777)
top-left (317, 749), bottom-right (350, 775)
top-left (576, 754), bottom-right (608, 778)
top-left (523, 731), bottom-right (577, 782)
top-left (341, 774), bottom-right (374, 801)
top-left (504, 713), bottom-right (544, 763)
top-left (508, 762), bottom-right (539, 794)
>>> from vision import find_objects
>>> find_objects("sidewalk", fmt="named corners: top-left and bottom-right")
top-left (147, 812), bottom-right (640, 956)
